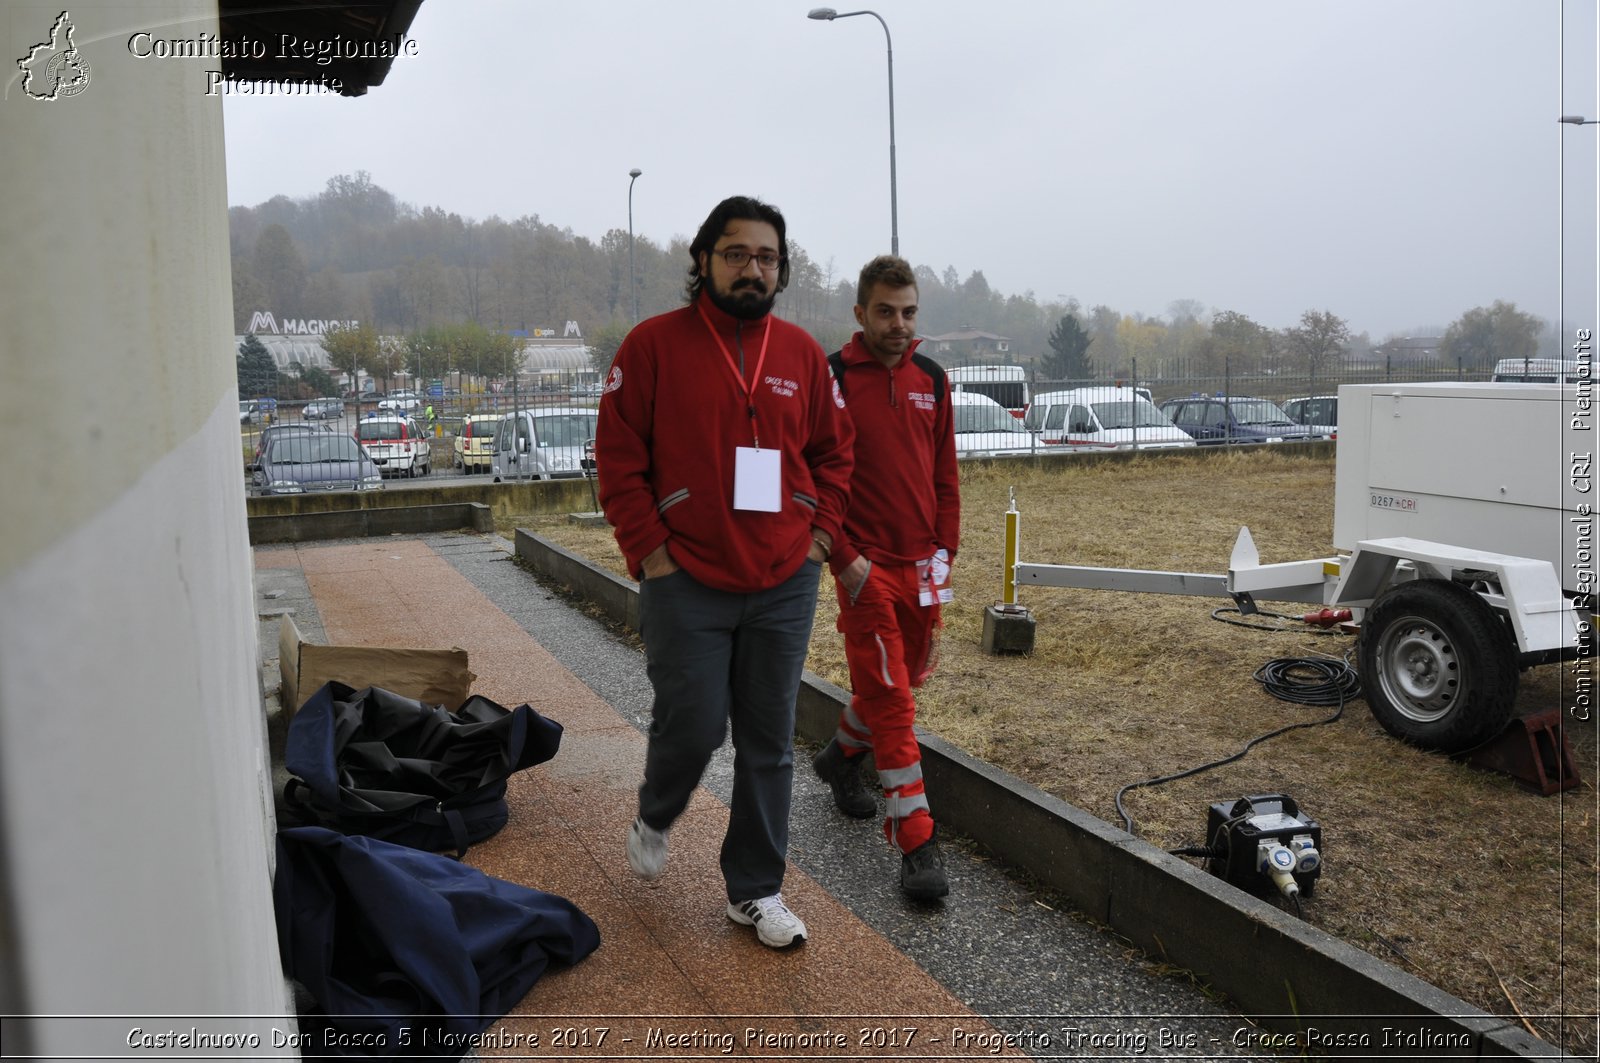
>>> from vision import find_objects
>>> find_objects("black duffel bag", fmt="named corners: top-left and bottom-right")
top-left (283, 681), bottom-right (562, 856)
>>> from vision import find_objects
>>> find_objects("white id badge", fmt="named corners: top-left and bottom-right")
top-left (733, 446), bottom-right (782, 511)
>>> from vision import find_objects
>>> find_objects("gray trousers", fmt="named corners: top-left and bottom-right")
top-left (636, 558), bottom-right (823, 903)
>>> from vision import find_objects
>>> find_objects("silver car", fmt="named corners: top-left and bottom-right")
top-left (253, 433), bottom-right (383, 495)
top-left (303, 397), bottom-right (345, 420)
top-left (490, 407), bottom-right (597, 481)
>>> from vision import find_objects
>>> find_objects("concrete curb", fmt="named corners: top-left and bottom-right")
top-left (248, 502), bottom-right (493, 544)
top-left (513, 528), bottom-right (1559, 1058)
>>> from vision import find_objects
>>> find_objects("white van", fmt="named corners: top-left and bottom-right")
top-left (1490, 358), bottom-right (1584, 384)
top-left (1023, 387), bottom-right (1195, 450)
top-left (951, 391), bottom-right (1038, 457)
top-left (490, 406), bottom-right (598, 482)
top-left (947, 365), bottom-right (1029, 418)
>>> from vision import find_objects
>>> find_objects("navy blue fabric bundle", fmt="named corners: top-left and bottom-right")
top-left (274, 826), bottom-right (601, 1060)
top-left (284, 683), bottom-right (564, 856)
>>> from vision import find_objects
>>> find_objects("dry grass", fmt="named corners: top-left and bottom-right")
top-left (522, 449), bottom-right (1597, 1052)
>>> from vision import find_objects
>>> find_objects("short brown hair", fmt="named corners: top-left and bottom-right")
top-left (855, 255), bottom-right (917, 309)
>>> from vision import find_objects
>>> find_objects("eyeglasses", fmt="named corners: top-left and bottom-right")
top-left (715, 247), bottom-right (783, 271)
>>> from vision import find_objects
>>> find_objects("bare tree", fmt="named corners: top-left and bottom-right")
top-left (1283, 309), bottom-right (1351, 384)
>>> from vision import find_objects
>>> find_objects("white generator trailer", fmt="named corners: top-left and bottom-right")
top-left (1011, 382), bottom-right (1593, 753)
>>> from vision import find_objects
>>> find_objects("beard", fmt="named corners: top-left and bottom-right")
top-left (704, 276), bottom-right (777, 321)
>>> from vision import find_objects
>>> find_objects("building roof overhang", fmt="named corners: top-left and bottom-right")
top-left (218, 0), bottom-right (424, 97)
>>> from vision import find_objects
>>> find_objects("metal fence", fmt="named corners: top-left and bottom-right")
top-left (240, 370), bottom-right (608, 495)
top-left (1032, 355), bottom-right (1497, 409)
top-left (938, 356), bottom-right (1502, 458)
top-left (246, 361), bottom-right (1474, 495)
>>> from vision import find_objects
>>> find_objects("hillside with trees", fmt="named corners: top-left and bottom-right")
top-left (230, 172), bottom-right (1562, 388)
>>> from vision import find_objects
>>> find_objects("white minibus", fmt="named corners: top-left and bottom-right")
top-left (946, 365), bottom-right (1029, 418)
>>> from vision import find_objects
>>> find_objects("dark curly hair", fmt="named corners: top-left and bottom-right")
top-left (684, 195), bottom-right (791, 303)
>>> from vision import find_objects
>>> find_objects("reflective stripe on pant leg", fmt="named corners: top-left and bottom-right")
top-left (882, 759), bottom-right (933, 852)
top-left (833, 636), bottom-right (893, 754)
top-left (835, 567), bottom-right (901, 753)
top-left (844, 562), bottom-right (935, 854)
top-left (834, 698), bottom-right (873, 753)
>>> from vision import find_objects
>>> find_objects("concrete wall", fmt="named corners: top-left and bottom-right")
top-left (245, 473), bottom-right (602, 521)
top-left (0, 2), bottom-right (291, 1054)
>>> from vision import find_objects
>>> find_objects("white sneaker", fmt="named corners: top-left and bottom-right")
top-left (627, 817), bottom-right (668, 880)
top-left (727, 893), bottom-right (808, 948)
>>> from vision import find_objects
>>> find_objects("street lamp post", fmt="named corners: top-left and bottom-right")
top-left (1558, 115), bottom-right (1598, 125)
top-left (628, 167), bottom-right (643, 323)
top-left (808, 7), bottom-right (898, 256)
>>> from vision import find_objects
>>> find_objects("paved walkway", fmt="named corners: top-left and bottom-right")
top-left (254, 531), bottom-right (1264, 1061)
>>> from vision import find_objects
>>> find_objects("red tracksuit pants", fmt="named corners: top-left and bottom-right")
top-left (832, 560), bottom-right (942, 854)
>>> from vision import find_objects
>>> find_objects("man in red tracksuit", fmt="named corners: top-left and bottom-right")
top-left (813, 255), bottom-right (960, 900)
top-left (596, 195), bottom-right (854, 947)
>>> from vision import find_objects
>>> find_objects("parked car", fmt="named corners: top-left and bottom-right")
top-left (1158, 396), bottom-right (1326, 445)
top-left (239, 397), bottom-right (278, 424)
top-left (251, 432), bottom-right (383, 495)
top-left (247, 422), bottom-right (337, 470)
top-left (379, 389), bottom-right (421, 413)
top-left (490, 407), bottom-right (597, 481)
top-left (355, 415), bottom-right (432, 477)
top-left (1024, 387), bottom-right (1195, 450)
top-left (302, 397), bottom-right (345, 420)
top-left (1283, 395), bottom-right (1338, 440)
top-left (453, 414), bottom-right (501, 474)
top-left (951, 392), bottom-right (1039, 457)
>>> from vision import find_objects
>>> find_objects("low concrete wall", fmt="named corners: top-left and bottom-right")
top-left (245, 475), bottom-right (600, 522)
top-left (513, 527), bottom-right (1554, 1059)
top-left (249, 502), bottom-right (494, 544)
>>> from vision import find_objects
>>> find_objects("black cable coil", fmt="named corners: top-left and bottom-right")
top-left (1253, 656), bottom-right (1362, 707)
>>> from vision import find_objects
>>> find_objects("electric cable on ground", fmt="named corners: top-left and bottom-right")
top-left (1115, 649), bottom-right (1361, 837)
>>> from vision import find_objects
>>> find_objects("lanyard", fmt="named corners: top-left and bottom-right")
top-left (697, 303), bottom-right (772, 449)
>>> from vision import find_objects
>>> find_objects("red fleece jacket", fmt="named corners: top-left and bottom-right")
top-left (595, 295), bottom-right (854, 593)
top-left (829, 334), bottom-right (960, 572)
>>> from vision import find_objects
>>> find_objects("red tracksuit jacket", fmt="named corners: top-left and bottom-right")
top-left (595, 295), bottom-right (854, 594)
top-left (828, 334), bottom-right (960, 573)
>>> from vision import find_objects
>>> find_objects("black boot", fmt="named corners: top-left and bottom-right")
top-left (812, 738), bottom-right (875, 819)
top-left (900, 829), bottom-right (950, 900)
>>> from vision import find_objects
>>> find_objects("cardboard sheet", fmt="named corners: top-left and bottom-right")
top-left (278, 613), bottom-right (475, 715)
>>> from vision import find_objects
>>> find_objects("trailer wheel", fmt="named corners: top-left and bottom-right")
top-left (1359, 579), bottom-right (1519, 753)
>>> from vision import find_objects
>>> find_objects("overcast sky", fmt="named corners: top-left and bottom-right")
top-left (222, 0), bottom-right (1598, 340)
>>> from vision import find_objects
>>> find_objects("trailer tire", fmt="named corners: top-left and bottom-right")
top-left (1359, 579), bottom-right (1518, 753)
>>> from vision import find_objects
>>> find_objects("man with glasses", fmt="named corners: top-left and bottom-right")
top-left (813, 255), bottom-right (958, 901)
top-left (595, 196), bottom-right (853, 949)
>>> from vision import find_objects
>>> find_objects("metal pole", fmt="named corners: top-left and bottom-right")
top-left (878, 12), bottom-right (898, 257)
top-left (628, 168), bottom-right (642, 323)
top-left (1003, 487), bottom-right (1020, 606)
top-left (810, 9), bottom-right (898, 256)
